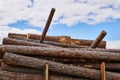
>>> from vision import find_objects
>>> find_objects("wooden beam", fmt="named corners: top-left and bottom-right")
top-left (100, 62), bottom-right (106, 80)
top-left (40, 8), bottom-right (56, 43)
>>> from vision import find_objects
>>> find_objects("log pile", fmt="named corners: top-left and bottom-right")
top-left (0, 31), bottom-right (120, 80)
top-left (0, 8), bottom-right (120, 80)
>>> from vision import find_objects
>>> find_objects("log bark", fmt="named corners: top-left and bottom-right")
top-left (40, 8), bottom-right (55, 43)
top-left (27, 33), bottom-right (71, 43)
top-left (8, 33), bottom-right (106, 48)
top-left (3, 53), bottom-right (120, 80)
top-left (90, 30), bottom-right (107, 48)
top-left (0, 45), bottom-right (5, 59)
top-left (73, 63), bottom-right (120, 70)
top-left (3, 37), bottom-right (87, 48)
top-left (0, 59), bottom-right (2, 67)
top-left (0, 71), bottom-right (87, 80)
top-left (71, 39), bottom-right (106, 48)
top-left (3, 45), bottom-right (120, 62)
top-left (1, 64), bottom-right (43, 74)
top-left (2, 38), bottom-right (57, 48)
top-left (8, 33), bottom-right (27, 39)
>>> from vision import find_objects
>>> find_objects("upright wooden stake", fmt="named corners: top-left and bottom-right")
top-left (40, 8), bottom-right (56, 43)
top-left (100, 62), bottom-right (106, 80)
top-left (90, 30), bottom-right (107, 48)
top-left (44, 64), bottom-right (49, 80)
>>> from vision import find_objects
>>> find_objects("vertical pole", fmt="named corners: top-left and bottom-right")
top-left (40, 8), bottom-right (56, 43)
top-left (100, 62), bottom-right (106, 80)
top-left (44, 64), bottom-right (48, 80)
top-left (89, 30), bottom-right (107, 48)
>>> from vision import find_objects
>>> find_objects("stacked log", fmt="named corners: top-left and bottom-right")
top-left (0, 32), bottom-right (120, 80)
top-left (8, 33), bottom-right (106, 48)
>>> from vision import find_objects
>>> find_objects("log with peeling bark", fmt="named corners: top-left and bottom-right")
top-left (8, 33), bottom-right (106, 48)
top-left (3, 53), bottom-right (120, 80)
top-left (0, 71), bottom-right (88, 80)
top-left (27, 34), bottom-right (106, 48)
top-left (27, 33), bottom-right (71, 43)
top-left (8, 33), bottom-right (27, 39)
top-left (71, 39), bottom-right (106, 48)
top-left (3, 45), bottom-right (120, 62)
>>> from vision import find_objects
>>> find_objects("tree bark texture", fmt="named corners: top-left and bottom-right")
top-left (0, 59), bottom-right (2, 67)
top-left (8, 33), bottom-right (106, 48)
top-left (27, 33), bottom-right (71, 43)
top-left (73, 63), bottom-right (120, 70)
top-left (90, 30), bottom-right (107, 48)
top-left (0, 71), bottom-right (87, 80)
top-left (2, 38), bottom-right (56, 48)
top-left (3, 53), bottom-right (120, 80)
top-left (3, 45), bottom-right (120, 62)
top-left (8, 33), bottom-right (27, 39)
top-left (3, 37), bottom-right (87, 48)
top-left (0, 45), bottom-right (4, 59)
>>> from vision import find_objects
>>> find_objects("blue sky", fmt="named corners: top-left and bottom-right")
top-left (8, 18), bottom-right (120, 41)
top-left (1, 0), bottom-right (120, 49)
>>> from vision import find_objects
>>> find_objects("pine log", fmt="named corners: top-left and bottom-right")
top-left (3, 37), bottom-right (87, 48)
top-left (1, 64), bottom-right (89, 78)
top-left (3, 53), bottom-right (120, 80)
top-left (69, 48), bottom-right (120, 53)
top-left (0, 71), bottom-right (87, 80)
top-left (40, 8), bottom-right (55, 43)
top-left (3, 45), bottom-right (120, 62)
top-left (2, 38), bottom-right (57, 48)
top-left (8, 33), bottom-right (106, 48)
top-left (90, 30), bottom-right (107, 48)
top-left (28, 33), bottom-right (71, 43)
top-left (8, 33), bottom-right (27, 39)
top-left (1, 64), bottom-right (43, 74)
top-left (73, 63), bottom-right (120, 70)
top-left (0, 59), bottom-right (2, 66)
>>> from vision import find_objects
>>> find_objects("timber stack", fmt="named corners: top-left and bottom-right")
top-left (0, 8), bottom-right (120, 80)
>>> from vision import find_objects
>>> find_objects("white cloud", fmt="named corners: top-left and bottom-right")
top-left (0, 26), bottom-right (41, 43)
top-left (107, 40), bottom-right (120, 49)
top-left (0, 0), bottom-right (120, 49)
top-left (0, 0), bottom-right (120, 27)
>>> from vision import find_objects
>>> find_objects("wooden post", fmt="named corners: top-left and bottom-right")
top-left (40, 8), bottom-right (56, 43)
top-left (44, 64), bottom-right (49, 80)
top-left (100, 62), bottom-right (106, 80)
top-left (90, 30), bottom-right (107, 48)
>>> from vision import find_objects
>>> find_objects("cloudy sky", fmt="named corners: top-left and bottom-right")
top-left (0, 0), bottom-right (120, 49)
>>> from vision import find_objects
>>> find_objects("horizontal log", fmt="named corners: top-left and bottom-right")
top-left (8, 33), bottom-right (27, 39)
top-left (2, 38), bottom-right (57, 48)
top-left (27, 33), bottom-right (71, 43)
top-left (71, 39), bottom-right (106, 48)
top-left (3, 37), bottom-right (87, 48)
top-left (8, 33), bottom-right (106, 48)
top-left (1, 64), bottom-right (91, 77)
top-left (73, 63), bottom-right (120, 70)
top-left (3, 45), bottom-right (120, 61)
top-left (3, 53), bottom-right (120, 80)
top-left (70, 48), bottom-right (120, 53)
top-left (1, 64), bottom-right (43, 74)
top-left (0, 71), bottom-right (87, 80)
top-left (28, 34), bottom-right (106, 48)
